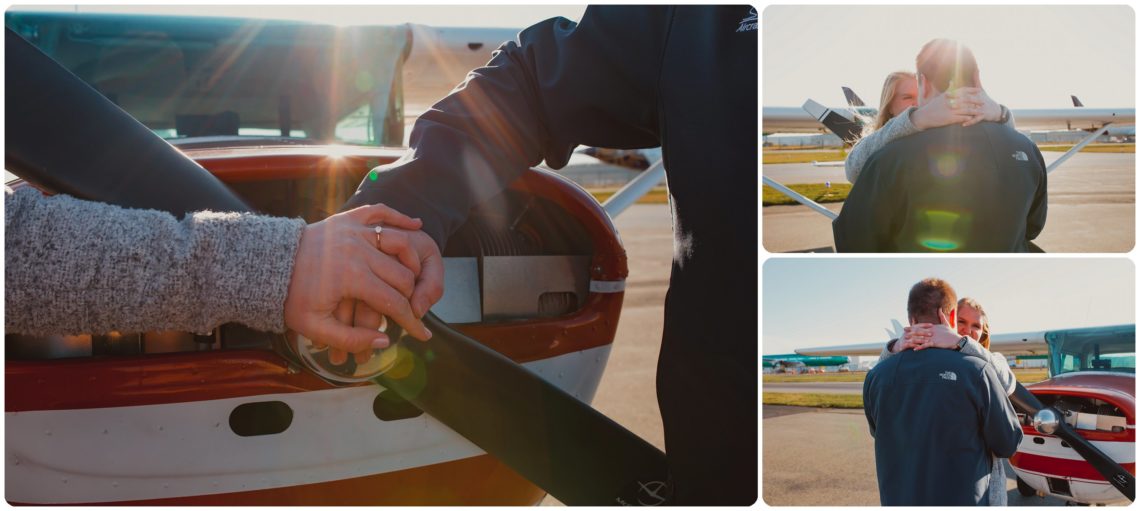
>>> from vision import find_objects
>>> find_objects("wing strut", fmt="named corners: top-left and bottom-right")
top-left (602, 158), bottom-right (665, 218)
top-left (1046, 123), bottom-right (1112, 174)
top-left (762, 176), bottom-right (838, 220)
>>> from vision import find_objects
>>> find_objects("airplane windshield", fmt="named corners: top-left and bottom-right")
top-left (6, 12), bottom-right (409, 148)
top-left (1047, 325), bottom-right (1136, 376)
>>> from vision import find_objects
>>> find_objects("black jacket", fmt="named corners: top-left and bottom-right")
top-left (833, 122), bottom-right (1047, 252)
top-left (864, 348), bottom-right (1023, 506)
top-left (343, 6), bottom-right (757, 505)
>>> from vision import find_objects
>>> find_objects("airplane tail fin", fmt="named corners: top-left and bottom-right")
top-left (842, 86), bottom-right (866, 108)
top-left (1071, 95), bottom-right (1084, 107)
top-left (886, 319), bottom-right (905, 340)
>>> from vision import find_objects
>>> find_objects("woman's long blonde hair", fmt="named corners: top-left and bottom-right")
top-left (873, 71), bottom-right (915, 131)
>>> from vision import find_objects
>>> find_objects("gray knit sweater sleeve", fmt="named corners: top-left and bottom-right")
top-left (845, 107), bottom-right (921, 184)
top-left (5, 186), bottom-right (306, 336)
top-left (845, 106), bottom-right (1017, 184)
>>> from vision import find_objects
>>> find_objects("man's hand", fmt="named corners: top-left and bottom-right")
top-left (328, 227), bottom-right (446, 366)
top-left (283, 204), bottom-right (431, 358)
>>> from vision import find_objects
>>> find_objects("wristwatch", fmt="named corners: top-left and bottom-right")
top-left (954, 336), bottom-right (969, 351)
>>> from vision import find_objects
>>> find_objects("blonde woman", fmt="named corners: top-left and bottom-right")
top-left (844, 71), bottom-right (1015, 184)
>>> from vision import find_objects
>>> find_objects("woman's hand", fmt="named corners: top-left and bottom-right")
top-left (911, 87), bottom-right (1002, 130)
top-left (956, 87), bottom-right (1004, 127)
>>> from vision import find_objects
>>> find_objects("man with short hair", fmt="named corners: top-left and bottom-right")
top-left (833, 39), bottom-right (1048, 252)
top-left (879, 295), bottom-right (1018, 505)
top-left (863, 278), bottom-right (1023, 505)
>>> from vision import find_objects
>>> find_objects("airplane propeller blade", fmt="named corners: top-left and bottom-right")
top-left (377, 315), bottom-right (670, 505)
top-left (1008, 383), bottom-right (1135, 502)
top-left (5, 28), bottom-right (251, 217)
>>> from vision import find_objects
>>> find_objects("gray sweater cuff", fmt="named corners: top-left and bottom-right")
top-left (6, 186), bottom-right (305, 336)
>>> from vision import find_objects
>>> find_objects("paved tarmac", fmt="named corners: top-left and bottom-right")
top-left (763, 151), bottom-right (1135, 252)
top-left (761, 405), bottom-right (1125, 506)
top-left (542, 204), bottom-right (672, 506)
top-left (763, 382), bottom-right (863, 394)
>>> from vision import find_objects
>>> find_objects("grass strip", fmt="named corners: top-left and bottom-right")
top-left (762, 368), bottom-right (1049, 384)
top-left (1037, 143), bottom-right (1133, 153)
top-left (763, 150), bottom-right (847, 165)
top-left (762, 392), bottom-right (863, 409)
top-left (587, 187), bottom-right (670, 205)
top-left (762, 183), bottom-right (851, 206)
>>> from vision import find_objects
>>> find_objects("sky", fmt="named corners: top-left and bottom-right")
top-left (7, 4), bottom-right (588, 29)
top-left (763, 258), bottom-right (1135, 356)
top-left (763, 5), bottom-right (1135, 110)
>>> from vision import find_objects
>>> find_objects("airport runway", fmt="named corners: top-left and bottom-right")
top-left (542, 203), bottom-right (671, 506)
top-left (763, 382), bottom-right (863, 394)
top-left (761, 405), bottom-right (1111, 506)
top-left (763, 151), bottom-right (1135, 252)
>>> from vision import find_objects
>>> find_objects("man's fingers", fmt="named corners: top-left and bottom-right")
top-left (354, 300), bottom-right (384, 330)
top-left (329, 348), bottom-right (349, 366)
top-left (347, 203), bottom-right (422, 230)
top-left (412, 250), bottom-right (445, 320)
top-left (357, 247), bottom-right (416, 298)
top-left (347, 273), bottom-right (432, 341)
top-left (308, 316), bottom-right (388, 357)
top-left (372, 228), bottom-right (422, 276)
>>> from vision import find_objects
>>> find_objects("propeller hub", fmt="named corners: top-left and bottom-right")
top-left (1032, 408), bottom-right (1061, 435)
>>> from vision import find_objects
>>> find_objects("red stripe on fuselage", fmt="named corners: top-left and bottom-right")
top-left (1011, 451), bottom-right (1136, 481)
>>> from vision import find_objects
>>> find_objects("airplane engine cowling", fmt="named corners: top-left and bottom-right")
top-left (1009, 374), bottom-right (1135, 505)
top-left (5, 148), bottom-right (627, 505)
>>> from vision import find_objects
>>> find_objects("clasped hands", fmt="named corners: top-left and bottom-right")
top-left (283, 204), bottom-right (444, 366)
top-left (890, 310), bottom-right (966, 353)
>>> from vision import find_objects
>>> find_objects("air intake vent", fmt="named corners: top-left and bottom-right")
top-left (538, 292), bottom-right (579, 317)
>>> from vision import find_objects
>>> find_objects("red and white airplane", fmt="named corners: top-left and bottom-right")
top-left (796, 324), bottom-right (1136, 505)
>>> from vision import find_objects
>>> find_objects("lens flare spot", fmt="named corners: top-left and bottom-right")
top-left (933, 153), bottom-right (961, 178)
top-left (920, 239), bottom-right (959, 251)
top-left (369, 169), bottom-right (379, 181)
top-left (917, 210), bottom-right (963, 251)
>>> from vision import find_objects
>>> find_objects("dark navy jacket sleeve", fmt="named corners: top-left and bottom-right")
top-left (980, 362), bottom-right (1024, 458)
top-left (1025, 147), bottom-right (1048, 241)
top-left (863, 371), bottom-right (877, 438)
top-left (342, 6), bottom-right (671, 248)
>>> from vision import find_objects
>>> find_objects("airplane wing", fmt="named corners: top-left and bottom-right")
top-left (1008, 107), bottom-right (1134, 131)
top-left (764, 100), bottom-right (1135, 134)
top-left (794, 329), bottom-right (1050, 358)
top-left (795, 342), bottom-right (886, 357)
top-left (987, 330), bottom-right (1050, 355)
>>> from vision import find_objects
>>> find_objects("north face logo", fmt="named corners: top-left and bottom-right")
top-left (940, 371), bottom-right (958, 381)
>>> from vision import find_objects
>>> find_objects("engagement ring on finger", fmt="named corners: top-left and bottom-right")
top-left (374, 224), bottom-right (384, 244)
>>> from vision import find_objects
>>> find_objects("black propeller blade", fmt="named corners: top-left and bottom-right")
top-left (1009, 382), bottom-right (1135, 502)
top-left (377, 314), bottom-right (670, 505)
top-left (5, 27), bottom-right (251, 217)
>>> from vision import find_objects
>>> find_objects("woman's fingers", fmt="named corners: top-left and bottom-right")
top-left (345, 203), bottom-right (422, 230)
top-left (364, 226), bottom-right (422, 277)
